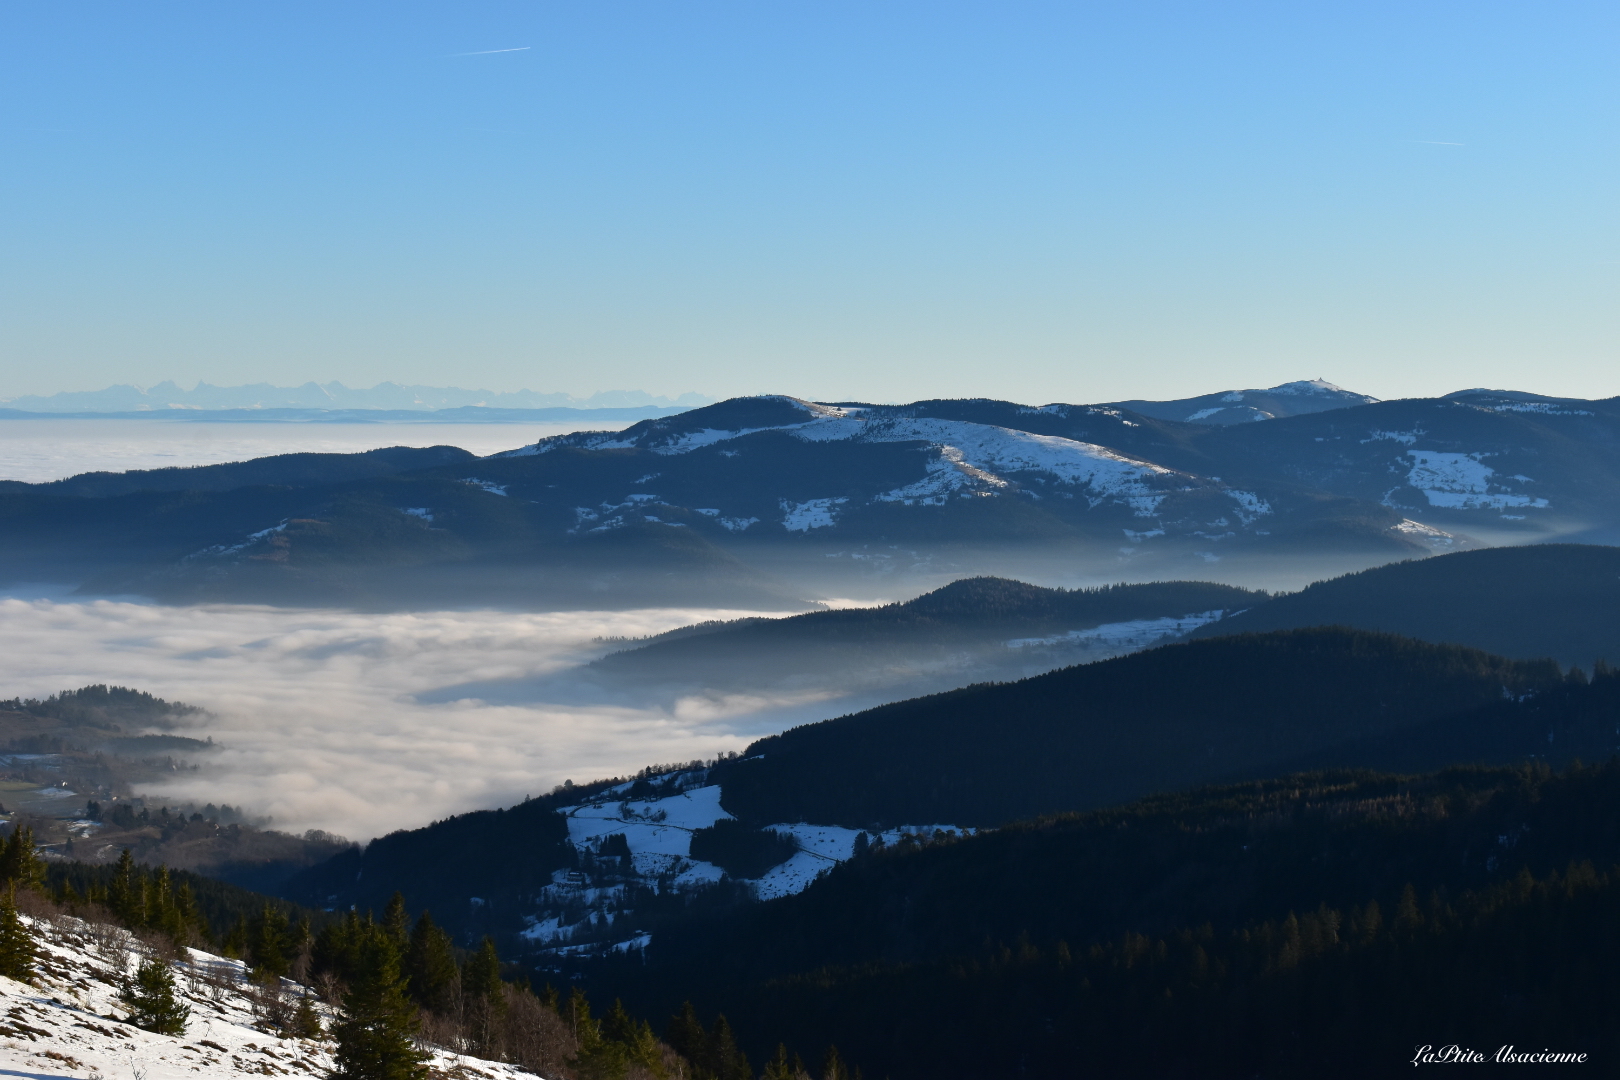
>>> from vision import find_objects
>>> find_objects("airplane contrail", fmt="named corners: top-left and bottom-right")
top-left (454, 46), bottom-right (531, 56)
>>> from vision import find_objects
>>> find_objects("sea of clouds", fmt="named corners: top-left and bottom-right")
top-left (0, 420), bottom-right (865, 844)
top-left (0, 595), bottom-right (832, 842)
top-left (0, 419), bottom-right (621, 484)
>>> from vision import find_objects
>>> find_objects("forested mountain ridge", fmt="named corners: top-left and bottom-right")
top-left (581, 576), bottom-right (1267, 695)
top-left (276, 626), bottom-right (1613, 961)
top-left (0, 445), bottom-right (475, 499)
top-left (710, 626), bottom-right (1573, 828)
top-left (590, 753), bottom-right (1620, 1079)
top-left (1187, 542), bottom-right (1620, 668)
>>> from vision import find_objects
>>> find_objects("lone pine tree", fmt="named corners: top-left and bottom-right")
top-left (0, 827), bottom-right (45, 891)
top-left (121, 958), bottom-right (190, 1036)
top-left (0, 886), bottom-right (36, 981)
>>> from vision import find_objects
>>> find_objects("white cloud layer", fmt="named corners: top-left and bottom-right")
top-left (0, 597), bottom-right (790, 840)
top-left (0, 420), bottom-right (619, 483)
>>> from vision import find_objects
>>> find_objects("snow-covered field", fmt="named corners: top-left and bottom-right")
top-left (525, 778), bottom-right (969, 953)
top-left (2, 912), bottom-right (535, 1080)
top-left (1403, 450), bottom-right (1550, 511)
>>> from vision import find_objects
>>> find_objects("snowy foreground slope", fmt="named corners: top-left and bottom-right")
top-left (1, 913), bottom-right (536, 1080)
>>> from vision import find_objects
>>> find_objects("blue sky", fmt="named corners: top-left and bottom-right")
top-left (1, 1), bottom-right (1614, 404)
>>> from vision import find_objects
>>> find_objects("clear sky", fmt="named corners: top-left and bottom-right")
top-left (1, 1), bottom-right (1614, 405)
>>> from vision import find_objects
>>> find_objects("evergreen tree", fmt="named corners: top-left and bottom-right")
top-left (312, 910), bottom-right (369, 986)
top-left (292, 993), bottom-right (324, 1040)
top-left (821, 1046), bottom-right (848, 1080)
top-left (250, 904), bottom-right (293, 980)
top-left (121, 958), bottom-right (190, 1036)
top-left (600, 999), bottom-right (665, 1077)
top-left (538, 981), bottom-right (560, 1012)
top-left (763, 1044), bottom-right (797, 1080)
top-left (709, 1015), bottom-right (751, 1080)
top-left (664, 1002), bottom-right (709, 1076)
top-left (461, 935), bottom-right (504, 1002)
top-left (568, 987), bottom-right (602, 1053)
top-left (107, 849), bottom-right (140, 926)
top-left (462, 936), bottom-right (507, 1057)
top-left (1394, 883), bottom-right (1424, 932)
top-left (403, 911), bottom-right (457, 1013)
top-left (328, 922), bottom-right (428, 1080)
top-left (0, 886), bottom-right (36, 982)
top-left (0, 827), bottom-right (45, 892)
top-left (382, 892), bottom-right (410, 950)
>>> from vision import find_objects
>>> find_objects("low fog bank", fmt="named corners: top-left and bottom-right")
top-left (741, 543), bottom-right (1449, 601)
top-left (0, 597), bottom-right (789, 840)
top-left (0, 419), bottom-right (620, 484)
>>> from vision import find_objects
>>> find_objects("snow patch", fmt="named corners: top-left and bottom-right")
top-left (1007, 610), bottom-right (1228, 650)
top-left (1362, 429), bottom-right (1424, 445)
top-left (1391, 519), bottom-right (1456, 549)
top-left (781, 498), bottom-right (848, 531)
top-left (1226, 490), bottom-right (1272, 522)
top-left (1404, 451), bottom-right (1549, 510)
top-left (186, 520), bottom-right (289, 560)
top-left (460, 478), bottom-right (508, 496)
top-left (1491, 403), bottom-right (1594, 416)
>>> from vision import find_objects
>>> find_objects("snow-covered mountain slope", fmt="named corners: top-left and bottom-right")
top-left (522, 398), bottom-right (1202, 519)
top-left (1185, 396), bottom-right (1620, 530)
top-left (9, 386), bottom-right (1618, 609)
top-left (1, 913), bottom-right (533, 1080)
top-left (490, 395), bottom-right (1427, 557)
top-left (1110, 379), bottom-right (1378, 425)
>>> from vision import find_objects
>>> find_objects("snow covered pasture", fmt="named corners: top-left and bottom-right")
top-left (1, 912), bottom-right (534, 1080)
top-left (522, 777), bottom-right (970, 954)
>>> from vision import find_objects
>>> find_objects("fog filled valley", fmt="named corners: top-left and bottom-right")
top-left (4, 389), bottom-right (1620, 1079)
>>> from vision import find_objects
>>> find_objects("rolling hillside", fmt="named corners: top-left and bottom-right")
top-left (1187, 543), bottom-right (1620, 668)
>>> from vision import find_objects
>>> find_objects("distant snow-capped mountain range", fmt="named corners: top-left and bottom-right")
top-left (0, 381), bottom-right (713, 413)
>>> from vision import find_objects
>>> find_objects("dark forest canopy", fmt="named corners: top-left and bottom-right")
top-left (584, 756), bottom-right (1620, 1079)
top-left (711, 626), bottom-right (1577, 828)
top-left (587, 576), bottom-right (1267, 684)
top-left (1190, 542), bottom-right (1620, 669)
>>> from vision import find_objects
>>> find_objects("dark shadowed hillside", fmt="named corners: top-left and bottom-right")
top-left (584, 576), bottom-right (1267, 693)
top-left (592, 750), bottom-right (1620, 1080)
top-left (711, 628), bottom-right (1572, 828)
top-left (1188, 543), bottom-right (1620, 668)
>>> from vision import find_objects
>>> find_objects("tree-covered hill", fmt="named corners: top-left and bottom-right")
top-left (0, 444), bottom-right (476, 498)
top-left (1187, 542), bottom-right (1620, 669)
top-left (588, 749), bottom-right (1620, 1078)
top-left (710, 627), bottom-right (1575, 829)
top-left (584, 576), bottom-right (1267, 692)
